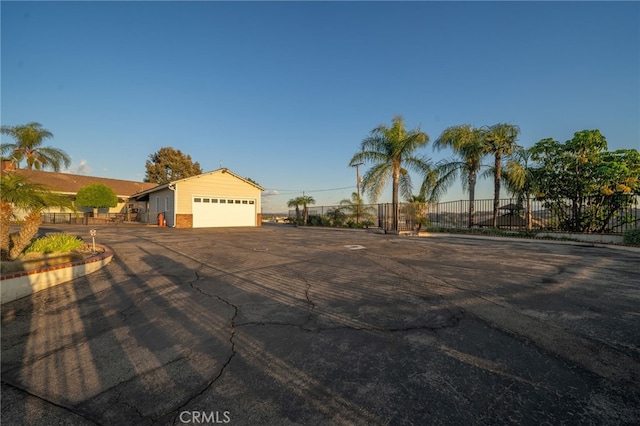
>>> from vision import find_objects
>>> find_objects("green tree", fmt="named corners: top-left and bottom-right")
top-left (349, 115), bottom-right (432, 232)
top-left (407, 194), bottom-right (429, 232)
top-left (503, 145), bottom-right (537, 230)
top-left (431, 124), bottom-right (489, 228)
top-left (287, 198), bottom-right (302, 224)
top-left (530, 130), bottom-right (640, 232)
top-left (298, 195), bottom-right (316, 225)
top-left (144, 147), bottom-right (203, 184)
top-left (339, 192), bottom-right (376, 225)
top-left (287, 195), bottom-right (316, 225)
top-left (325, 207), bottom-right (347, 227)
top-left (75, 183), bottom-right (118, 217)
top-left (0, 122), bottom-right (71, 171)
top-left (1, 173), bottom-right (74, 260)
top-left (485, 123), bottom-right (521, 227)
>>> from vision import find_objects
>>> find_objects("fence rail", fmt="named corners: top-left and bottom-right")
top-left (40, 212), bottom-right (141, 225)
top-left (288, 197), bottom-right (640, 233)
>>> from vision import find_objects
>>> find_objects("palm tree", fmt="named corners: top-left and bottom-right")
top-left (431, 124), bottom-right (489, 228)
top-left (407, 194), bottom-right (429, 232)
top-left (339, 192), bottom-right (375, 224)
top-left (407, 194), bottom-right (426, 203)
top-left (485, 123), bottom-right (521, 227)
top-left (287, 198), bottom-right (302, 224)
top-left (298, 195), bottom-right (316, 225)
top-left (0, 122), bottom-right (71, 171)
top-left (287, 195), bottom-right (316, 225)
top-left (503, 145), bottom-right (536, 231)
top-left (349, 115), bottom-right (432, 232)
top-left (1, 173), bottom-right (74, 260)
top-left (325, 207), bottom-right (347, 227)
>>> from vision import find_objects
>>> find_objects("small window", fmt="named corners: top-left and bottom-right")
top-left (249, 200), bottom-right (255, 204)
top-left (235, 200), bottom-right (241, 204)
top-left (194, 198), bottom-right (202, 203)
top-left (203, 198), bottom-right (210, 203)
top-left (228, 199), bottom-right (234, 204)
top-left (242, 200), bottom-right (248, 204)
top-left (220, 199), bottom-right (226, 203)
top-left (211, 199), bottom-right (218, 203)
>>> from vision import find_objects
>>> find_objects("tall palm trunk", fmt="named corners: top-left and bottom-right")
top-left (493, 152), bottom-right (502, 228)
top-left (468, 171), bottom-right (477, 228)
top-left (0, 201), bottom-right (13, 260)
top-left (9, 211), bottom-right (42, 260)
top-left (392, 164), bottom-right (400, 231)
top-left (526, 194), bottom-right (532, 231)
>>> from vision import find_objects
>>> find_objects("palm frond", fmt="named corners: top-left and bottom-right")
top-left (429, 159), bottom-right (464, 201)
top-left (361, 163), bottom-right (391, 203)
top-left (398, 169), bottom-right (413, 201)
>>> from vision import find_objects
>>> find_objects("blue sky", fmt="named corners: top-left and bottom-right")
top-left (2, 1), bottom-right (638, 213)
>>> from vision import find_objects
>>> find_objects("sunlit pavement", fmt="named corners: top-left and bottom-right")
top-left (2, 224), bottom-right (639, 425)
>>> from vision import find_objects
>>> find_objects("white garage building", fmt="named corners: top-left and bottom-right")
top-left (132, 168), bottom-right (264, 228)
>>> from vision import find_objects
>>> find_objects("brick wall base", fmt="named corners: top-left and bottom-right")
top-left (176, 214), bottom-right (193, 228)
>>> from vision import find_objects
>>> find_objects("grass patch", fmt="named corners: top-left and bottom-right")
top-left (25, 233), bottom-right (84, 254)
top-left (2, 234), bottom-right (106, 275)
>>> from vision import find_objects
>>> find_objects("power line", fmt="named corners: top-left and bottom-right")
top-left (264, 185), bottom-right (356, 194)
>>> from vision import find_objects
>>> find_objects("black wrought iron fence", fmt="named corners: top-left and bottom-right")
top-left (40, 212), bottom-right (141, 225)
top-left (289, 197), bottom-right (639, 233)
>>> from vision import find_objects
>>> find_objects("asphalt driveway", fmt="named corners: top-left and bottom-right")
top-left (2, 224), bottom-right (639, 425)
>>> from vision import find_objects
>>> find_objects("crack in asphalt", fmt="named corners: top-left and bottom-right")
top-left (165, 277), bottom-right (238, 425)
top-left (1, 381), bottom-right (102, 426)
top-left (373, 252), bottom-right (640, 384)
top-left (112, 233), bottom-right (640, 415)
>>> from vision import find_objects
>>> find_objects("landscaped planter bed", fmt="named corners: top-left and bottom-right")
top-left (1, 244), bottom-right (113, 304)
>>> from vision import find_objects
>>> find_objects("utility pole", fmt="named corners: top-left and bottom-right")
top-left (351, 163), bottom-right (363, 224)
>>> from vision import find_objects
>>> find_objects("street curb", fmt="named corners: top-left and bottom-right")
top-left (409, 232), bottom-right (640, 253)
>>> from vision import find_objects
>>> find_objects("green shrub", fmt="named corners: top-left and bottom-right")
top-left (344, 220), bottom-right (374, 229)
top-left (25, 234), bottom-right (84, 254)
top-left (360, 220), bottom-right (374, 229)
top-left (623, 228), bottom-right (640, 246)
top-left (309, 215), bottom-right (331, 227)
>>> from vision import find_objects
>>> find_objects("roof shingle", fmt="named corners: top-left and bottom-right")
top-left (1, 168), bottom-right (158, 197)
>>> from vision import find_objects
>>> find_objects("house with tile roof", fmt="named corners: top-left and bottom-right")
top-left (1, 160), bottom-right (157, 221)
top-left (1, 161), bottom-right (265, 228)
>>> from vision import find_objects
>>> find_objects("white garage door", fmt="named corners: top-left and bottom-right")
top-left (192, 196), bottom-right (256, 228)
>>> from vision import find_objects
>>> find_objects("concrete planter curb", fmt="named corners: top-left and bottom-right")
top-left (1, 244), bottom-right (114, 304)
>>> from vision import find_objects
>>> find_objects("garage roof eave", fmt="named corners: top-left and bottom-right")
top-left (167, 168), bottom-right (265, 191)
top-left (129, 169), bottom-right (264, 198)
top-left (130, 183), bottom-right (168, 199)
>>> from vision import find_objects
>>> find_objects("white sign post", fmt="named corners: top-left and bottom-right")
top-left (90, 229), bottom-right (97, 252)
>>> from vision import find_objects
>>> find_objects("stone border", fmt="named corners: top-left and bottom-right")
top-left (0, 244), bottom-right (114, 304)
